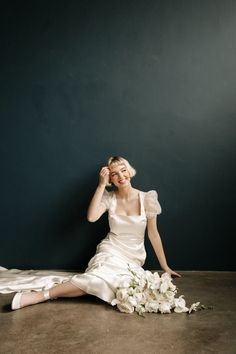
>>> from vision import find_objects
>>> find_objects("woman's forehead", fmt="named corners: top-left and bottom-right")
top-left (109, 163), bottom-right (126, 172)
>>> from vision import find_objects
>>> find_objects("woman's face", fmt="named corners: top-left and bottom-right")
top-left (109, 164), bottom-right (131, 188)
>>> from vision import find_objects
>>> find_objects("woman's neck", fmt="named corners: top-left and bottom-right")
top-left (116, 185), bottom-right (135, 199)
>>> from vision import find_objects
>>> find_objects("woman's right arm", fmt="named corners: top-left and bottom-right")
top-left (87, 167), bottom-right (110, 222)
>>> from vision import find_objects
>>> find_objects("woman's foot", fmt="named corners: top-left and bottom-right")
top-left (11, 290), bottom-right (50, 310)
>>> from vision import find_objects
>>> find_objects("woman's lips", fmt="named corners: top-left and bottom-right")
top-left (119, 179), bottom-right (126, 184)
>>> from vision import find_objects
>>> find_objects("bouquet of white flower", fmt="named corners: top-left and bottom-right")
top-left (111, 266), bottom-right (201, 316)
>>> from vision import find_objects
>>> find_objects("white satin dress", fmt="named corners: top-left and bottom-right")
top-left (70, 190), bottom-right (161, 303)
top-left (0, 190), bottom-right (161, 305)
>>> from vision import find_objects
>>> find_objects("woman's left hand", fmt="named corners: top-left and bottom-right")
top-left (163, 266), bottom-right (182, 278)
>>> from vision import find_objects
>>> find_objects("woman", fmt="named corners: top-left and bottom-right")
top-left (11, 156), bottom-right (181, 310)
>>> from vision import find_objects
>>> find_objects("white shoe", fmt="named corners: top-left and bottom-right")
top-left (11, 292), bottom-right (24, 310)
top-left (11, 290), bottom-right (50, 310)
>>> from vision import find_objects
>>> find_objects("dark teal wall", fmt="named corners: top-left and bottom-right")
top-left (0, 1), bottom-right (235, 270)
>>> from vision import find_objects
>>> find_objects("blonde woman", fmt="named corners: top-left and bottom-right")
top-left (11, 156), bottom-right (180, 310)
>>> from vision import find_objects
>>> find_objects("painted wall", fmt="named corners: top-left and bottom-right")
top-left (0, 0), bottom-right (235, 270)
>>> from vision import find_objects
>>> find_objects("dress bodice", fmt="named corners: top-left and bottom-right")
top-left (95, 190), bottom-right (161, 266)
top-left (108, 192), bottom-right (147, 239)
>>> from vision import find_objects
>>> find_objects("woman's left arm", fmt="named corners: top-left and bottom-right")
top-left (147, 218), bottom-right (181, 278)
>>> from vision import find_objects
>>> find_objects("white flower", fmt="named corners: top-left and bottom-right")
top-left (168, 282), bottom-right (177, 291)
top-left (145, 300), bottom-right (159, 313)
top-left (133, 275), bottom-right (146, 289)
top-left (127, 287), bottom-right (135, 296)
top-left (161, 272), bottom-right (172, 281)
top-left (117, 302), bottom-right (134, 313)
top-left (111, 298), bottom-right (118, 306)
top-left (133, 292), bottom-right (143, 304)
top-left (116, 288), bottom-right (129, 302)
top-left (164, 290), bottom-right (176, 303)
top-left (160, 280), bottom-right (169, 293)
top-left (188, 302), bottom-right (200, 314)
top-left (159, 301), bottom-right (172, 314)
top-left (151, 290), bottom-right (161, 302)
top-left (174, 295), bottom-right (189, 313)
top-left (146, 271), bottom-right (161, 290)
top-left (126, 296), bottom-right (137, 307)
top-left (112, 266), bottom-right (202, 316)
top-left (135, 304), bottom-right (146, 316)
top-left (142, 288), bottom-right (152, 301)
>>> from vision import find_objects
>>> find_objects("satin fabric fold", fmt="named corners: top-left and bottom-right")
top-left (0, 267), bottom-right (74, 294)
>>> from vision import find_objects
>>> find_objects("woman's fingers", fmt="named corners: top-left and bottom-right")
top-left (100, 166), bottom-right (110, 175)
top-left (165, 267), bottom-right (182, 278)
top-left (99, 167), bottom-right (110, 185)
top-left (171, 271), bottom-right (182, 278)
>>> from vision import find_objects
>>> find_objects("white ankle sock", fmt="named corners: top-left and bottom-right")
top-left (43, 290), bottom-right (50, 301)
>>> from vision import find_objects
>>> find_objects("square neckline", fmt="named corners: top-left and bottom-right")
top-left (113, 191), bottom-right (142, 217)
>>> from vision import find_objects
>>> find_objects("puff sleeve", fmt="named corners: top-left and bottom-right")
top-left (144, 190), bottom-right (162, 219)
top-left (100, 189), bottom-right (111, 211)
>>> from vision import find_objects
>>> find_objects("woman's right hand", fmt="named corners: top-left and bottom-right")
top-left (88, 167), bottom-right (110, 222)
top-left (99, 166), bottom-right (110, 186)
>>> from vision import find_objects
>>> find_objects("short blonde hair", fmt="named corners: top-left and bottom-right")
top-left (107, 156), bottom-right (136, 178)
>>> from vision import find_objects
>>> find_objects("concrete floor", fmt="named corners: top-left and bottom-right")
top-left (0, 271), bottom-right (236, 354)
